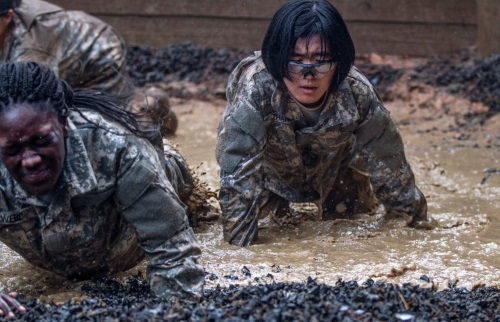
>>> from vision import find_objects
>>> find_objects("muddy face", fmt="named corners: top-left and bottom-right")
top-left (0, 105), bottom-right (69, 195)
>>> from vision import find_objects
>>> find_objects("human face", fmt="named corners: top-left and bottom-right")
top-left (284, 35), bottom-right (336, 108)
top-left (0, 104), bottom-right (69, 195)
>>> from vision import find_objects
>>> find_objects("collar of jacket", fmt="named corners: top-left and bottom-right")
top-left (14, 0), bottom-right (63, 30)
top-left (61, 118), bottom-right (99, 196)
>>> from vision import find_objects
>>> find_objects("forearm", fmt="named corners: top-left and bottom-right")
top-left (219, 153), bottom-right (265, 246)
top-left (220, 179), bottom-right (259, 246)
top-left (117, 160), bottom-right (204, 299)
top-left (147, 226), bottom-right (204, 301)
top-left (364, 118), bottom-right (428, 220)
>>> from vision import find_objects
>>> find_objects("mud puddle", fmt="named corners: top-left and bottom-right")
top-left (0, 97), bottom-right (498, 305)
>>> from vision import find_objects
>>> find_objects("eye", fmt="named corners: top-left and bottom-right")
top-left (34, 135), bottom-right (52, 147)
top-left (0, 147), bottom-right (20, 158)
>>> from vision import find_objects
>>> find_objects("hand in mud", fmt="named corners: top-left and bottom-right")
top-left (407, 215), bottom-right (438, 230)
top-left (0, 292), bottom-right (26, 318)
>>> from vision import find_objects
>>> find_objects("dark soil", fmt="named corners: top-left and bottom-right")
top-left (6, 276), bottom-right (499, 321)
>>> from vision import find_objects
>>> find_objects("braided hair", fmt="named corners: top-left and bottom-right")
top-left (0, 61), bottom-right (152, 140)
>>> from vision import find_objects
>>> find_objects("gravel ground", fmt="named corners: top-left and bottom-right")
top-left (7, 276), bottom-right (499, 321)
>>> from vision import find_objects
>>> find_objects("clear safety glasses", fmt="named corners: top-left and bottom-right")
top-left (287, 59), bottom-right (336, 78)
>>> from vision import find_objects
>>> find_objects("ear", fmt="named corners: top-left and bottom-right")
top-left (61, 118), bottom-right (70, 138)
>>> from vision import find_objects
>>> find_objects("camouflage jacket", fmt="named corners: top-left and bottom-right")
top-left (0, 110), bottom-right (204, 300)
top-left (0, 0), bottom-right (130, 98)
top-left (216, 52), bottom-right (427, 246)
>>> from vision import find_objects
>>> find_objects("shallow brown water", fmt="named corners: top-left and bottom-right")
top-left (0, 98), bottom-right (498, 303)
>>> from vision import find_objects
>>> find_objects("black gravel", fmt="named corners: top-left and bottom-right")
top-left (126, 42), bottom-right (250, 87)
top-left (5, 276), bottom-right (498, 321)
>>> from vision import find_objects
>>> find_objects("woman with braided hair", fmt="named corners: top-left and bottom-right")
top-left (0, 61), bottom-right (204, 318)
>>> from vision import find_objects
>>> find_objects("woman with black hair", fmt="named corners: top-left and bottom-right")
top-left (216, 0), bottom-right (434, 246)
top-left (0, 61), bottom-right (204, 318)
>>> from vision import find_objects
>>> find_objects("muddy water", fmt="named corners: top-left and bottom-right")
top-left (0, 98), bottom-right (498, 302)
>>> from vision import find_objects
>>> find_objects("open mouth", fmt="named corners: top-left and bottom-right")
top-left (22, 168), bottom-right (51, 184)
top-left (300, 86), bottom-right (318, 93)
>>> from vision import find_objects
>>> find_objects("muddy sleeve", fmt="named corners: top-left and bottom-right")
top-left (353, 96), bottom-right (428, 222)
top-left (115, 154), bottom-right (205, 301)
top-left (216, 90), bottom-right (268, 246)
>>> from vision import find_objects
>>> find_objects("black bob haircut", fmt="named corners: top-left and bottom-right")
top-left (262, 0), bottom-right (355, 93)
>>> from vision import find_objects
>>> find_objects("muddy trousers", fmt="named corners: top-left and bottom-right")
top-left (263, 166), bottom-right (378, 220)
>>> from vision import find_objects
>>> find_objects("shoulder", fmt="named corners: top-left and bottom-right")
top-left (227, 51), bottom-right (277, 104)
top-left (340, 66), bottom-right (381, 108)
top-left (228, 52), bottom-right (275, 89)
top-left (67, 110), bottom-right (161, 171)
top-left (69, 109), bottom-right (128, 134)
top-left (343, 66), bottom-right (377, 96)
top-left (229, 52), bottom-right (267, 82)
top-left (68, 110), bottom-right (150, 152)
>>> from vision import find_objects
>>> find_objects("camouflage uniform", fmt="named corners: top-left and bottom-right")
top-left (0, 0), bottom-right (130, 98)
top-left (0, 110), bottom-right (204, 300)
top-left (216, 52), bottom-right (428, 246)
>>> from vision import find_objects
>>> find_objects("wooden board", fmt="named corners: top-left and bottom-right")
top-left (46, 0), bottom-right (478, 56)
top-left (48, 0), bottom-right (475, 23)
top-left (349, 22), bottom-right (476, 56)
top-left (100, 15), bottom-right (475, 56)
top-left (477, 0), bottom-right (500, 57)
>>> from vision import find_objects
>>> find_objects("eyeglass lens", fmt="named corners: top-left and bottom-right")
top-left (288, 61), bottom-right (333, 75)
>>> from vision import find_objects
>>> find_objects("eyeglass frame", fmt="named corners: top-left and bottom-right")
top-left (287, 59), bottom-right (336, 78)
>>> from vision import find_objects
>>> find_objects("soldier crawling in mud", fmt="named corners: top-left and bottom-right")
top-left (0, 62), bottom-right (205, 318)
top-left (216, 0), bottom-right (436, 246)
top-left (0, 0), bottom-right (131, 98)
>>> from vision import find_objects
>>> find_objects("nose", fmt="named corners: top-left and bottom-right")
top-left (21, 150), bottom-right (42, 168)
top-left (301, 67), bottom-right (317, 79)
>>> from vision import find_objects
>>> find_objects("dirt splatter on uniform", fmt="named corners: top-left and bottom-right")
top-left (0, 110), bottom-right (204, 301)
top-left (216, 52), bottom-right (428, 246)
top-left (1, 0), bottom-right (130, 98)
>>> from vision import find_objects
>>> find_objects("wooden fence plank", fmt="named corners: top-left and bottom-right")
top-left (349, 22), bottom-right (476, 56)
top-left (477, 0), bottom-right (500, 57)
top-left (48, 0), bottom-right (475, 24)
top-left (102, 16), bottom-right (268, 51)
top-left (101, 14), bottom-right (475, 56)
top-left (45, 0), bottom-right (477, 56)
top-left (333, 0), bottom-right (476, 24)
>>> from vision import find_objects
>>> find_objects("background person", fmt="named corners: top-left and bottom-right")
top-left (0, 61), bottom-right (204, 317)
top-left (0, 0), bottom-right (180, 138)
top-left (216, 0), bottom-right (434, 246)
top-left (0, 0), bottom-right (131, 98)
